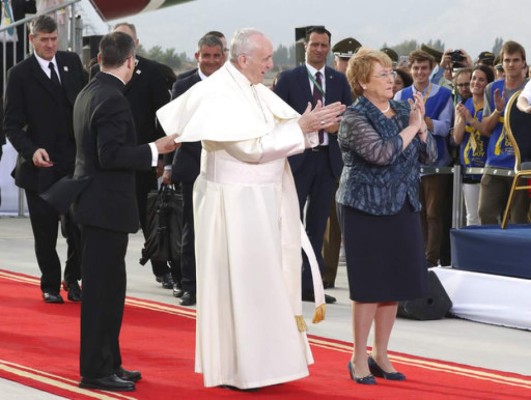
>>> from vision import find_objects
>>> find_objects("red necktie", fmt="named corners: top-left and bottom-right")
top-left (312, 71), bottom-right (324, 144)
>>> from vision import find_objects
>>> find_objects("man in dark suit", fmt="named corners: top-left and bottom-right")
top-left (70, 32), bottom-right (178, 391)
top-left (111, 23), bottom-right (177, 289)
top-left (274, 26), bottom-right (352, 304)
top-left (4, 14), bottom-right (86, 303)
top-left (162, 33), bottom-right (224, 306)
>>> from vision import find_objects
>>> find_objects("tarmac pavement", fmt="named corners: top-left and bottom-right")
top-left (1, 216), bottom-right (530, 398)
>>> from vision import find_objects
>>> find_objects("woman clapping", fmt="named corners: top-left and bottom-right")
top-left (336, 48), bottom-right (437, 384)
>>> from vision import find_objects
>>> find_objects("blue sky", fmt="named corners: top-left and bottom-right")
top-left (93, 0), bottom-right (531, 60)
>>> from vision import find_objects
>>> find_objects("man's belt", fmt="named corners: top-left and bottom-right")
top-left (311, 145), bottom-right (328, 152)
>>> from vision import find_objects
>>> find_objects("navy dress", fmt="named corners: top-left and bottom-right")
top-left (336, 97), bottom-right (437, 302)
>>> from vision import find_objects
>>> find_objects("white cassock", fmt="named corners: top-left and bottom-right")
top-left (157, 62), bottom-right (325, 389)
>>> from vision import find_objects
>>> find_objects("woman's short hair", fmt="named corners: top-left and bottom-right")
top-left (99, 31), bottom-right (135, 69)
top-left (346, 47), bottom-right (392, 96)
top-left (229, 28), bottom-right (265, 62)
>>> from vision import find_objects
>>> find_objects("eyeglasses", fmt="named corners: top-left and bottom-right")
top-left (372, 71), bottom-right (397, 80)
top-left (456, 82), bottom-right (470, 88)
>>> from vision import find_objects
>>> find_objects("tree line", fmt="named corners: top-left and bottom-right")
top-left (138, 37), bottom-right (505, 72)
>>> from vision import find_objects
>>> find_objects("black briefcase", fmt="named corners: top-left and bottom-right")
top-left (140, 184), bottom-right (183, 265)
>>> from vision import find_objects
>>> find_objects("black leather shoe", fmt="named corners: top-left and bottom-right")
top-left (302, 291), bottom-right (337, 304)
top-left (347, 360), bottom-right (376, 385)
top-left (115, 366), bottom-right (142, 382)
top-left (172, 283), bottom-right (183, 298)
top-left (323, 281), bottom-right (335, 289)
top-left (64, 280), bottom-right (82, 302)
top-left (43, 291), bottom-right (64, 304)
top-left (157, 273), bottom-right (174, 289)
top-left (79, 374), bottom-right (135, 391)
top-left (324, 294), bottom-right (336, 304)
top-left (180, 291), bottom-right (196, 306)
top-left (368, 356), bottom-right (406, 380)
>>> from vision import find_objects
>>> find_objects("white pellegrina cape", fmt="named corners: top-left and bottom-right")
top-left (157, 62), bottom-right (325, 389)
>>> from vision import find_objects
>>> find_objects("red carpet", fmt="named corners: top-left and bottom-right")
top-left (0, 269), bottom-right (529, 400)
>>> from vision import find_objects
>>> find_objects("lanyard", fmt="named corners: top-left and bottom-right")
top-left (307, 69), bottom-right (326, 98)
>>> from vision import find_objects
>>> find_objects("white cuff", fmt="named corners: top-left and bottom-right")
top-left (148, 143), bottom-right (158, 167)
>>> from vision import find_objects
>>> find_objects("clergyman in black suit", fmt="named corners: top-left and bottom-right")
top-left (162, 33), bottom-right (224, 306)
top-left (67, 32), bottom-right (178, 391)
top-left (274, 26), bottom-right (352, 304)
top-left (4, 15), bottom-right (86, 303)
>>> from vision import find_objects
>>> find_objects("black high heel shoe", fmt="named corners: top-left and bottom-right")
top-left (347, 360), bottom-right (376, 385)
top-left (368, 356), bottom-right (406, 381)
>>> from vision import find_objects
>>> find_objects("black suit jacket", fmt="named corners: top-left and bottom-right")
top-left (90, 55), bottom-right (170, 145)
top-left (165, 71), bottom-right (202, 183)
top-left (175, 67), bottom-right (198, 82)
top-left (90, 55), bottom-right (170, 194)
top-left (4, 51), bottom-right (86, 192)
top-left (72, 72), bottom-right (153, 233)
top-left (124, 55), bottom-right (170, 145)
top-left (273, 65), bottom-right (352, 178)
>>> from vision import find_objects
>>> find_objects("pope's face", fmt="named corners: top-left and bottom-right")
top-left (243, 35), bottom-right (274, 84)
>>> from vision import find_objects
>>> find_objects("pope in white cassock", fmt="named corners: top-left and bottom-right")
top-left (157, 28), bottom-right (346, 390)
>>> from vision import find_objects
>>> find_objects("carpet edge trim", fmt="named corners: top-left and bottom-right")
top-left (0, 360), bottom-right (137, 400)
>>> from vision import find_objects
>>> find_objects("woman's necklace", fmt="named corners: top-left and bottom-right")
top-left (379, 102), bottom-right (390, 113)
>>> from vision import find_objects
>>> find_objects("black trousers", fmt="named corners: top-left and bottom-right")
top-left (293, 150), bottom-right (337, 293)
top-left (79, 225), bottom-right (127, 378)
top-left (180, 182), bottom-right (196, 294)
top-left (25, 189), bottom-right (80, 293)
